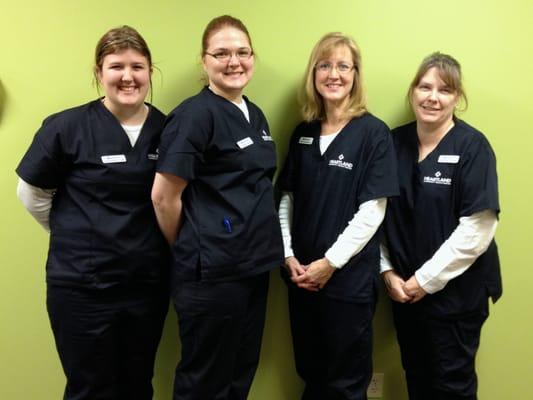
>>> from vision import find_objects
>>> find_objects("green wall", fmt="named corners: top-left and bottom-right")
top-left (1, 1), bottom-right (532, 398)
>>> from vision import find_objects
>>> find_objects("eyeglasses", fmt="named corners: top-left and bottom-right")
top-left (204, 48), bottom-right (254, 62)
top-left (315, 62), bottom-right (356, 74)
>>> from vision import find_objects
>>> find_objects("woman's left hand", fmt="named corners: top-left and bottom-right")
top-left (293, 258), bottom-right (335, 291)
top-left (403, 276), bottom-right (427, 303)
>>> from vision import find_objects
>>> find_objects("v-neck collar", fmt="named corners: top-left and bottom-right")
top-left (204, 87), bottom-right (254, 127)
top-left (315, 118), bottom-right (354, 159)
top-left (416, 122), bottom-right (457, 165)
top-left (95, 99), bottom-right (151, 152)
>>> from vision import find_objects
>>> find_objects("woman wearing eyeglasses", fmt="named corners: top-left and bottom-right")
top-left (151, 15), bottom-right (283, 400)
top-left (278, 32), bottom-right (398, 400)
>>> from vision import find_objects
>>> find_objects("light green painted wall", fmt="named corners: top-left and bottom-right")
top-left (1, 1), bottom-right (532, 399)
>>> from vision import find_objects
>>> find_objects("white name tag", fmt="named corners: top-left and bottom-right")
top-left (147, 153), bottom-right (158, 160)
top-left (298, 137), bottom-right (313, 145)
top-left (262, 135), bottom-right (273, 141)
top-left (438, 155), bottom-right (460, 164)
top-left (101, 154), bottom-right (127, 164)
top-left (237, 137), bottom-right (254, 149)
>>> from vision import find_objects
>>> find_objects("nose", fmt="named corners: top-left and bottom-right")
top-left (122, 67), bottom-right (133, 81)
top-left (427, 89), bottom-right (439, 102)
top-left (228, 53), bottom-right (240, 67)
top-left (328, 66), bottom-right (340, 78)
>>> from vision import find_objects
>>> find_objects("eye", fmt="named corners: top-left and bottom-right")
top-left (237, 48), bottom-right (252, 58)
top-left (316, 62), bottom-right (331, 72)
top-left (337, 63), bottom-right (353, 73)
top-left (213, 51), bottom-right (230, 60)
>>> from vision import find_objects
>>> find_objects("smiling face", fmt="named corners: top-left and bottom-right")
top-left (411, 67), bottom-right (459, 127)
top-left (97, 49), bottom-right (151, 113)
top-left (202, 26), bottom-right (254, 101)
top-left (314, 45), bottom-right (355, 109)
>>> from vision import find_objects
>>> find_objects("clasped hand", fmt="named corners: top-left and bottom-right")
top-left (382, 270), bottom-right (427, 303)
top-left (285, 256), bottom-right (335, 292)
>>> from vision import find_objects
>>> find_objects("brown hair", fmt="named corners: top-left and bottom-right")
top-left (201, 15), bottom-right (253, 55)
top-left (301, 32), bottom-right (366, 122)
top-left (93, 25), bottom-right (153, 99)
top-left (408, 52), bottom-right (468, 111)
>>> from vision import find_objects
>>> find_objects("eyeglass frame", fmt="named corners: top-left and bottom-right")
top-left (314, 61), bottom-right (358, 74)
top-left (204, 48), bottom-right (254, 62)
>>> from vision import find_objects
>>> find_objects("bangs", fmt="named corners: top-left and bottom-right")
top-left (434, 63), bottom-right (461, 92)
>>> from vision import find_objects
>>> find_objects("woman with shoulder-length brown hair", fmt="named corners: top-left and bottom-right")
top-left (381, 52), bottom-right (502, 400)
top-left (16, 26), bottom-right (169, 399)
top-left (278, 32), bottom-right (398, 400)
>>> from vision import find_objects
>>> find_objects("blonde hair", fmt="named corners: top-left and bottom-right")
top-left (408, 52), bottom-right (468, 111)
top-left (300, 32), bottom-right (366, 122)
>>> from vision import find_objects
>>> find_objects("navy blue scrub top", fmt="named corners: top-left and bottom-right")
top-left (16, 99), bottom-right (169, 289)
top-left (157, 87), bottom-right (283, 282)
top-left (383, 120), bottom-right (502, 316)
top-left (278, 114), bottom-right (399, 302)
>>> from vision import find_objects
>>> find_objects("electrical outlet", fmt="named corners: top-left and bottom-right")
top-left (367, 372), bottom-right (384, 398)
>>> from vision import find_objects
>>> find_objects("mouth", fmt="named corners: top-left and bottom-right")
top-left (224, 71), bottom-right (244, 77)
top-left (421, 105), bottom-right (440, 111)
top-left (118, 85), bottom-right (138, 93)
top-left (325, 83), bottom-right (343, 89)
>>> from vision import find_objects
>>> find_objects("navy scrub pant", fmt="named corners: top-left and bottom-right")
top-left (288, 285), bottom-right (375, 400)
top-left (392, 302), bottom-right (489, 400)
top-left (47, 284), bottom-right (168, 400)
top-left (172, 272), bottom-right (269, 400)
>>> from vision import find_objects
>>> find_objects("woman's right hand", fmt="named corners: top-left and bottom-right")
top-left (382, 270), bottom-right (412, 303)
top-left (285, 256), bottom-right (306, 280)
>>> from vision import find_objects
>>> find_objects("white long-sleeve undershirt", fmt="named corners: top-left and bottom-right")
top-left (380, 209), bottom-right (498, 294)
top-left (17, 178), bottom-right (55, 232)
top-left (279, 193), bottom-right (387, 268)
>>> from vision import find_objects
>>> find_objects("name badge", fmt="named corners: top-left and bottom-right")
top-left (101, 154), bottom-right (127, 164)
top-left (262, 135), bottom-right (273, 141)
top-left (237, 137), bottom-right (254, 149)
top-left (438, 155), bottom-right (460, 164)
top-left (298, 137), bottom-right (313, 145)
top-left (147, 153), bottom-right (158, 160)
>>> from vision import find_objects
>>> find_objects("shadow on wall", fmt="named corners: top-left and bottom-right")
top-left (156, 66), bottom-right (204, 113)
top-left (0, 79), bottom-right (6, 126)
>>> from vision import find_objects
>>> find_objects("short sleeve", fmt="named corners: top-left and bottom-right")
top-left (156, 105), bottom-right (212, 181)
top-left (357, 124), bottom-right (399, 204)
top-left (16, 115), bottom-right (67, 189)
top-left (458, 136), bottom-right (500, 217)
top-left (278, 124), bottom-right (304, 192)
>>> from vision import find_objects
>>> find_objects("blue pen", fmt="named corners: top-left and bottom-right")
top-left (223, 217), bottom-right (232, 233)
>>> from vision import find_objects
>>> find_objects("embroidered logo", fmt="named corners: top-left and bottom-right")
top-left (328, 154), bottom-right (353, 170)
top-left (148, 148), bottom-right (159, 160)
top-left (423, 171), bottom-right (452, 185)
